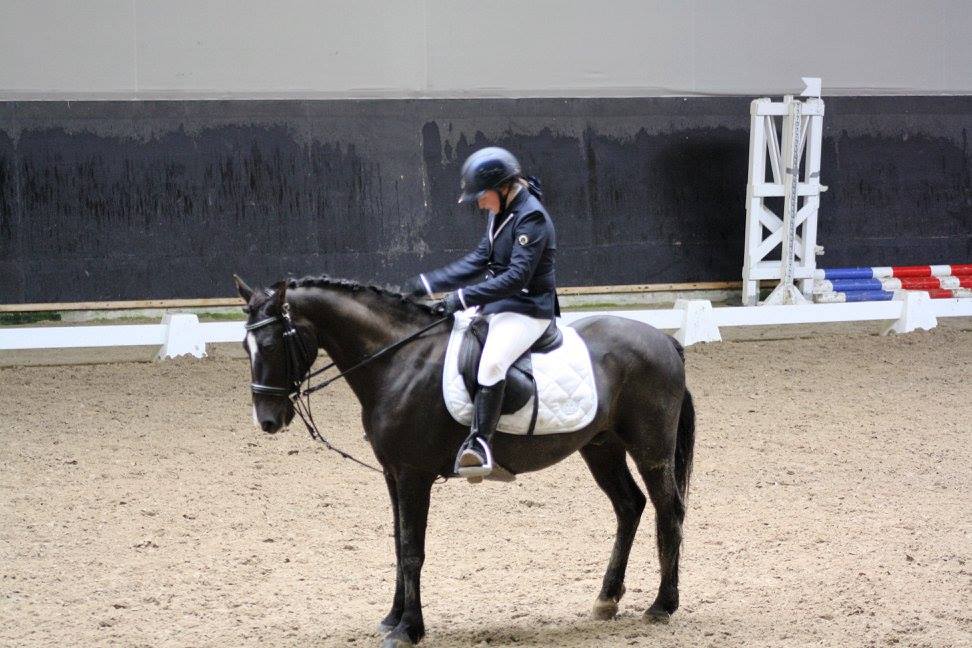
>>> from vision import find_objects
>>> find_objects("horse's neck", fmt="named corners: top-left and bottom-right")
top-left (293, 286), bottom-right (427, 407)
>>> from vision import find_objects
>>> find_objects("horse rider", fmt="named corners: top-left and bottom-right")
top-left (404, 147), bottom-right (558, 480)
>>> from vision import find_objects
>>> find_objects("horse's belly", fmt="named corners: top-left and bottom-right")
top-left (492, 426), bottom-right (603, 473)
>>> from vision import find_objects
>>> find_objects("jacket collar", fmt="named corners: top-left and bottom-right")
top-left (489, 186), bottom-right (528, 242)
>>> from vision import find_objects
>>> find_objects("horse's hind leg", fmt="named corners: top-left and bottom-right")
top-left (632, 459), bottom-right (685, 623)
top-left (580, 435), bottom-right (646, 620)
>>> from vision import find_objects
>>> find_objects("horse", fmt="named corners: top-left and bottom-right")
top-left (235, 274), bottom-right (695, 648)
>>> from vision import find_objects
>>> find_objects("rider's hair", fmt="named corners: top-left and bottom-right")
top-left (499, 175), bottom-right (544, 202)
top-left (523, 175), bottom-right (544, 202)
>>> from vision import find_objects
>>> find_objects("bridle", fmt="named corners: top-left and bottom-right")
top-left (245, 300), bottom-right (450, 474)
top-left (246, 303), bottom-right (313, 398)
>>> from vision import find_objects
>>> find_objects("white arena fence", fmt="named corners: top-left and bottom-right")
top-left (1, 292), bottom-right (970, 359)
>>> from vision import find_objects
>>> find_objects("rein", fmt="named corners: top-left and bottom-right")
top-left (247, 303), bottom-right (450, 474)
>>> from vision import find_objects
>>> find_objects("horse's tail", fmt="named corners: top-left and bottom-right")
top-left (674, 388), bottom-right (696, 505)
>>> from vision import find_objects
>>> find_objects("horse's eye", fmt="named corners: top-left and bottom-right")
top-left (261, 338), bottom-right (280, 351)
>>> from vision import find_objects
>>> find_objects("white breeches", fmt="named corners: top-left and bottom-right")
top-left (478, 312), bottom-right (552, 386)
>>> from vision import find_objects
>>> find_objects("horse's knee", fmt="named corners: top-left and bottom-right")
top-left (615, 495), bottom-right (645, 526)
top-left (400, 555), bottom-right (425, 574)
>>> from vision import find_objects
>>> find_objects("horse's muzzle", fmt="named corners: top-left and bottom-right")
top-left (255, 400), bottom-right (294, 434)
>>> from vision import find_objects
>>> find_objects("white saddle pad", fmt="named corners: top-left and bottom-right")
top-left (442, 311), bottom-right (598, 435)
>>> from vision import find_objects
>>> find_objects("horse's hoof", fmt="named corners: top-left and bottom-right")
top-left (592, 583), bottom-right (626, 620)
top-left (379, 634), bottom-right (414, 648)
top-left (644, 604), bottom-right (671, 624)
top-left (592, 597), bottom-right (619, 620)
top-left (377, 621), bottom-right (396, 635)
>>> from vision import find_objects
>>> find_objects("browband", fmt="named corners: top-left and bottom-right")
top-left (245, 316), bottom-right (278, 331)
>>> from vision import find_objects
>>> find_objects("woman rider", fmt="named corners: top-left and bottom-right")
top-left (404, 147), bottom-right (558, 480)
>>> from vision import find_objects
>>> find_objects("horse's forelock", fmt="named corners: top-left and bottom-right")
top-left (242, 287), bottom-right (278, 319)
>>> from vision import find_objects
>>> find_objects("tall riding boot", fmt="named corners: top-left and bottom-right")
top-left (455, 380), bottom-right (506, 482)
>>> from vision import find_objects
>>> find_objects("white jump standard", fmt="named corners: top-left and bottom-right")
top-left (742, 77), bottom-right (826, 306)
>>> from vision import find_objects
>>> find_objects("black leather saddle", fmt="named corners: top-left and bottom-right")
top-left (457, 317), bottom-right (563, 435)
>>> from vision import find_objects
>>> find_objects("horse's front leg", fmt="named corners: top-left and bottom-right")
top-left (379, 472), bottom-right (403, 634)
top-left (380, 471), bottom-right (436, 648)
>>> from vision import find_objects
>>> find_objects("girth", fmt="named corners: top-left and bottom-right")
top-left (456, 317), bottom-right (562, 435)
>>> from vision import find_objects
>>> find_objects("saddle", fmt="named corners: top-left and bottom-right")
top-left (456, 316), bottom-right (563, 435)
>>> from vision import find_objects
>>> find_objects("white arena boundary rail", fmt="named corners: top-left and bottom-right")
top-left (1, 293), bottom-right (970, 359)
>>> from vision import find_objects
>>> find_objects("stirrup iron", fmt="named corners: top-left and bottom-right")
top-left (455, 380), bottom-right (505, 483)
top-left (455, 436), bottom-right (494, 480)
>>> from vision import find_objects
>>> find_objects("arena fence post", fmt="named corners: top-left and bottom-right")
top-left (673, 299), bottom-right (722, 346)
top-left (883, 291), bottom-right (938, 336)
top-left (156, 313), bottom-right (207, 360)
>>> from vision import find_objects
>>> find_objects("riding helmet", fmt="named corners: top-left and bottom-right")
top-left (457, 147), bottom-right (522, 204)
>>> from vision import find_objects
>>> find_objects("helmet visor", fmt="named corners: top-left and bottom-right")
top-left (457, 189), bottom-right (486, 204)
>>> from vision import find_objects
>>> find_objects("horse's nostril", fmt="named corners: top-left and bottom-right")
top-left (260, 420), bottom-right (276, 433)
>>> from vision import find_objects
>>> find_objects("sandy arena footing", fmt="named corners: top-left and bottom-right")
top-left (1, 327), bottom-right (969, 647)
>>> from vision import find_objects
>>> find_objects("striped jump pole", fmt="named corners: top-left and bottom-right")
top-left (815, 288), bottom-right (972, 303)
top-left (812, 263), bottom-right (972, 303)
top-left (813, 263), bottom-right (972, 280)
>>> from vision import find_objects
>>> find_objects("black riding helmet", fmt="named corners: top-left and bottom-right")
top-left (457, 147), bottom-right (522, 204)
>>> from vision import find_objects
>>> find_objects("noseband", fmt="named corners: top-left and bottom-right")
top-left (245, 303), bottom-right (310, 398)
top-left (245, 300), bottom-right (450, 474)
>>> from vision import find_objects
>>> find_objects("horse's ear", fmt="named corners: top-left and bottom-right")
top-left (234, 274), bottom-right (253, 302)
top-left (270, 280), bottom-right (288, 311)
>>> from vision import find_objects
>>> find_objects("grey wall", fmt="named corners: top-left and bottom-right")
top-left (1, 2), bottom-right (969, 304)
top-left (1, 96), bottom-right (969, 303)
top-left (2, 0), bottom-right (971, 98)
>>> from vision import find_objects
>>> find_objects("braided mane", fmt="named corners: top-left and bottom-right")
top-left (288, 274), bottom-right (438, 316)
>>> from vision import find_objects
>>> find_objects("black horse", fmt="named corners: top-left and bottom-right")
top-left (236, 275), bottom-right (695, 648)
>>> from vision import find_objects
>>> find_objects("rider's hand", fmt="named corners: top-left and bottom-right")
top-left (432, 292), bottom-right (463, 316)
top-left (401, 276), bottom-right (430, 298)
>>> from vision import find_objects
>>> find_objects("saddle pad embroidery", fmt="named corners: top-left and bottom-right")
top-left (442, 311), bottom-right (598, 435)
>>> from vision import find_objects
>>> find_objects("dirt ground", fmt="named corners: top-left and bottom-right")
top-left (1, 327), bottom-right (970, 647)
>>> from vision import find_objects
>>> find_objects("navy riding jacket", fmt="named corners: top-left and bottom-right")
top-left (420, 188), bottom-right (559, 319)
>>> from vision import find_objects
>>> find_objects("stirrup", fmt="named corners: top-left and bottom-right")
top-left (454, 437), bottom-right (493, 481)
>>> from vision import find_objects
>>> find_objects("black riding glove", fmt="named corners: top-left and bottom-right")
top-left (401, 276), bottom-right (429, 298)
top-left (432, 292), bottom-right (463, 315)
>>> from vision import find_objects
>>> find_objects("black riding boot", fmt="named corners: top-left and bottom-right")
top-left (455, 380), bottom-right (506, 482)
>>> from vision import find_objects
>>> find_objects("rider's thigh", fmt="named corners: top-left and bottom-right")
top-left (477, 312), bottom-right (550, 385)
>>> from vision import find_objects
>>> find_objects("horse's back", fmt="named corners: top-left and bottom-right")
top-left (569, 313), bottom-right (687, 420)
top-left (570, 315), bottom-right (684, 372)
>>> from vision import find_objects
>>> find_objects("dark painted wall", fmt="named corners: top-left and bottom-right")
top-left (0, 97), bottom-right (969, 303)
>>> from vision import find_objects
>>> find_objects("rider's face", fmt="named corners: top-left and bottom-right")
top-left (477, 189), bottom-right (501, 214)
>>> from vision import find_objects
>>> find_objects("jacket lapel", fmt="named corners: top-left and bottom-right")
top-left (490, 212), bottom-right (515, 244)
